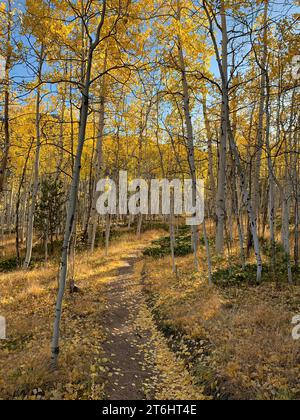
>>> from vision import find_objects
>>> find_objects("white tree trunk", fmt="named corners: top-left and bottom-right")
top-left (88, 49), bottom-right (107, 251)
top-left (51, 2), bottom-right (107, 368)
top-left (177, 2), bottom-right (199, 270)
top-left (0, 0), bottom-right (11, 194)
top-left (252, 0), bottom-right (269, 220)
top-left (215, 0), bottom-right (228, 255)
top-left (24, 47), bottom-right (44, 269)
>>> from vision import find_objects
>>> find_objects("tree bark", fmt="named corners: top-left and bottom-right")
top-left (252, 0), bottom-right (269, 221)
top-left (176, 0), bottom-right (199, 270)
top-left (215, 0), bottom-right (228, 255)
top-left (0, 0), bottom-right (12, 195)
top-left (88, 48), bottom-right (107, 251)
top-left (24, 46), bottom-right (44, 269)
top-left (51, 2), bottom-right (107, 368)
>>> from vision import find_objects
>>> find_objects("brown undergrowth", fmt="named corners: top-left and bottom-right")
top-left (139, 251), bottom-right (300, 400)
top-left (0, 232), bottom-right (159, 400)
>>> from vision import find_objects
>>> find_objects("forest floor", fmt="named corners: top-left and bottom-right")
top-left (140, 250), bottom-right (300, 400)
top-left (101, 250), bottom-right (205, 400)
top-left (0, 229), bottom-right (299, 400)
top-left (0, 230), bottom-right (205, 400)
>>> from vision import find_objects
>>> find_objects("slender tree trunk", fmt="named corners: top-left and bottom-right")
top-left (136, 114), bottom-right (144, 239)
top-left (16, 140), bottom-right (33, 265)
top-left (0, 0), bottom-right (12, 195)
top-left (203, 94), bottom-right (216, 219)
top-left (215, 0), bottom-right (228, 255)
top-left (51, 2), bottom-right (107, 368)
top-left (252, 0), bottom-right (269, 222)
top-left (88, 49), bottom-right (107, 251)
top-left (265, 79), bottom-right (277, 279)
top-left (24, 47), bottom-right (44, 268)
top-left (55, 71), bottom-right (67, 181)
top-left (177, 1), bottom-right (199, 270)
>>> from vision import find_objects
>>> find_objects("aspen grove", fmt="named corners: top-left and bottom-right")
top-left (0, 0), bottom-right (299, 401)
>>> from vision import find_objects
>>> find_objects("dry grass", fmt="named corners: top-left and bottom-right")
top-left (0, 231), bottom-right (160, 400)
top-left (0, 234), bottom-right (17, 260)
top-left (141, 252), bottom-right (300, 400)
top-left (1, 228), bottom-right (299, 400)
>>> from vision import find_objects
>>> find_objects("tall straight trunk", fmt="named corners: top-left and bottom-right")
top-left (265, 79), bottom-right (276, 278)
top-left (203, 94), bottom-right (216, 219)
top-left (156, 103), bottom-right (177, 273)
top-left (0, 0), bottom-right (12, 194)
top-left (252, 0), bottom-right (269, 221)
top-left (215, 0), bottom-right (228, 255)
top-left (24, 46), bottom-right (44, 269)
top-left (176, 0), bottom-right (199, 270)
top-left (69, 59), bottom-right (75, 171)
top-left (228, 115), bottom-right (263, 283)
top-left (136, 100), bottom-right (151, 239)
top-left (56, 73), bottom-right (67, 181)
top-left (83, 128), bottom-right (96, 238)
top-left (16, 140), bottom-right (33, 264)
top-left (88, 49), bottom-right (107, 251)
top-left (51, 2), bottom-right (107, 368)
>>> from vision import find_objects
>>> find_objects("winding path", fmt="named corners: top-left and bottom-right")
top-left (101, 250), bottom-right (206, 401)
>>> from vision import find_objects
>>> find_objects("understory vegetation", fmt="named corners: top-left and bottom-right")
top-left (0, 226), bottom-right (300, 400)
top-left (0, 233), bottom-right (141, 400)
top-left (140, 246), bottom-right (300, 400)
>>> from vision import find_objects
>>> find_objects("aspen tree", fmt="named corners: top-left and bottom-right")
top-left (51, 0), bottom-right (107, 368)
top-left (0, 0), bottom-right (12, 194)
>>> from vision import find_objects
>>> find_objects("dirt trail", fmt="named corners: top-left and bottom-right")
top-left (101, 252), bottom-right (156, 400)
top-left (101, 249), bottom-right (206, 401)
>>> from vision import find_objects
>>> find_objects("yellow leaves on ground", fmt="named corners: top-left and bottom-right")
top-left (141, 251), bottom-right (300, 400)
top-left (134, 301), bottom-right (207, 400)
top-left (0, 231), bottom-right (167, 400)
top-left (0, 234), bottom-right (141, 400)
